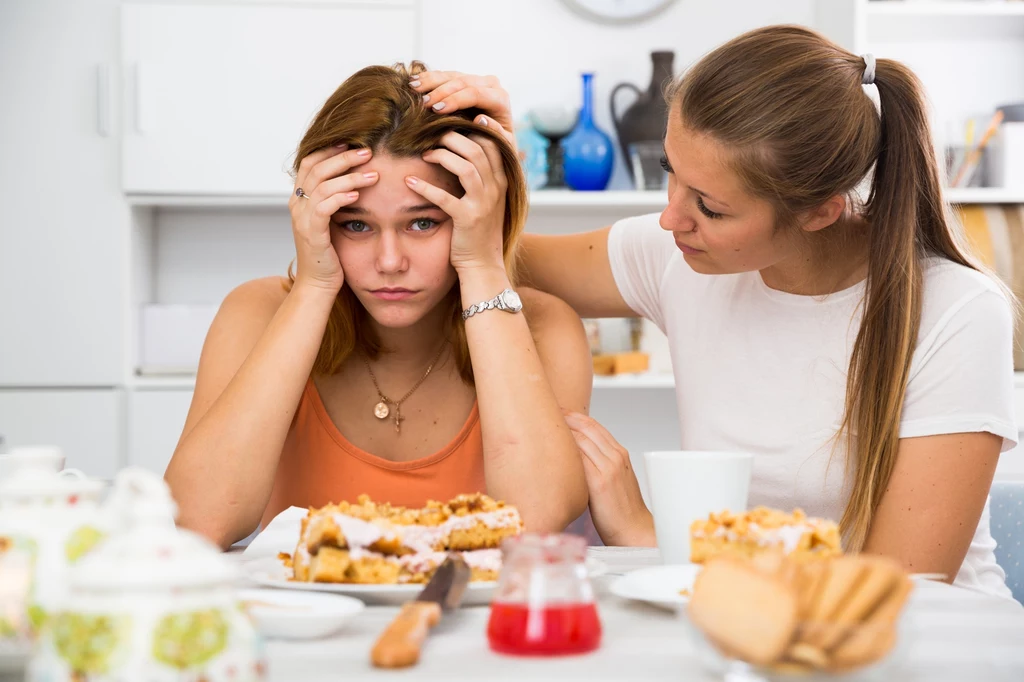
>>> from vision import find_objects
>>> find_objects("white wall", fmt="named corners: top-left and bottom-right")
top-left (420, 0), bottom-right (816, 190)
top-left (871, 37), bottom-right (1024, 149)
top-left (149, 0), bottom-right (821, 304)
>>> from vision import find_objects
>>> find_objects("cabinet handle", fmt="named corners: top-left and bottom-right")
top-left (134, 62), bottom-right (149, 134)
top-left (96, 64), bottom-right (111, 138)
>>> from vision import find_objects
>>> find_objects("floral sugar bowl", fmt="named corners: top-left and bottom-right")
top-left (0, 464), bottom-right (112, 651)
top-left (28, 468), bottom-right (264, 682)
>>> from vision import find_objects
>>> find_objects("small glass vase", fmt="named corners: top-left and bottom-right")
top-left (562, 73), bottom-right (614, 192)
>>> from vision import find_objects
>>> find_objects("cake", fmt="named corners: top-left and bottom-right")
top-left (283, 493), bottom-right (522, 584)
top-left (689, 507), bottom-right (842, 564)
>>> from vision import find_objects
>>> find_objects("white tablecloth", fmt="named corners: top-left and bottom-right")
top-left (231, 547), bottom-right (1024, 682)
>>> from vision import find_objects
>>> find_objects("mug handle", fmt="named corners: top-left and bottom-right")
top-left (58, 468), bottom-right (87, 480)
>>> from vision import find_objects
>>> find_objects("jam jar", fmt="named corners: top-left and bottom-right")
top-left (487, 533), bottom-right (601, 656)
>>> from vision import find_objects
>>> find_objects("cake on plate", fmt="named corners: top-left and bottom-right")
top-left (282, 493), bottom-right (522, 584)
top-left (689, 507), bottom-right (842, 564)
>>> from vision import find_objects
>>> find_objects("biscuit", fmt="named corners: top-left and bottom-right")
top-left (688, 558), bottom-right (799, 666)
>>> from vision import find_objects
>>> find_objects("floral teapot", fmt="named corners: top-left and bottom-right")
top-left (28, 468), bottom-right (264, 682)
top-left (0, 462), bottom-right (113, 648)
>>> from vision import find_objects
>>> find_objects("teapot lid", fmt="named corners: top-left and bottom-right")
top-left (0, 467), bottom-right (106, 503)
top-left (70, 468), bottom-right (237, 591)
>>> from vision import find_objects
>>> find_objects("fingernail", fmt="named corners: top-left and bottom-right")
top-left (406, 176), bottom-right (418, 186)
top-left (335, 143), bottom-right (348, 149)
top-left (347, 192), bottom-right (359, 199)
top-left (422, 94), bottom-right (430, 104)
top-left (409, 80), bottom-right (421, 88)
top-left (363, 172), bottom-right (377, 179)
top-left (357, 149), bottom-right (371, 156)
top-left (432, 102), bottom-right (445, 111)
top-left (476, 116), bottom-right (488, 127)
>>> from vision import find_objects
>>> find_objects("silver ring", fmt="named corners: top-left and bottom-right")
top-left (295, 188), bottom-right (308, 199)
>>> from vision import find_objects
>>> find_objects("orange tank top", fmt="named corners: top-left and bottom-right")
top-left (261, 379), bottom-right (486, 527)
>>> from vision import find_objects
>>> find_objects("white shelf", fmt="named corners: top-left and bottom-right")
top-left (131, 375), bottom-right (197, 390)
top-left (125, 190), bottom-right (669, 211)
top-left (946, 188), bottom-right (1024, 204)
top-left (528, 190), bottom-right (667, 209)
top-left (592, 372), bottom-right (676, 389)
top-left (866, 0), bottom-right (1024, 39)
top-left (128, 371), bottom-right (1024, 395)
top-left (867, 1), bottom-right (1024, 17)
top-left (124, 187), bottom-right (1024, 210)
top-left (127, 193), bottom-right (290, 208)
top-left (130, 372), bottom-right (677, 391)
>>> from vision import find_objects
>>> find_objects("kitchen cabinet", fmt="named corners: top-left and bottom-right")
top-left (127, 388), bottom-right (193, 475)
top-left (120, 2), bottom-right (418, 196)
top-left (0, 389), bottom-right (123, 479)
top-left (0, 0), bottom-right (127, 386)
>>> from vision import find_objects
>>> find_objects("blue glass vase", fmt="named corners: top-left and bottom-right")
top-left (562, 73), bottom-right (614, 191)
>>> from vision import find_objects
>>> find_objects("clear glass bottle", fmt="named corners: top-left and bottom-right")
top-left (486, 533), bottom-right (602, 656)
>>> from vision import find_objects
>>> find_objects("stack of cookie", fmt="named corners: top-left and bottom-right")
top-left (688, 552), bottom-right (913, 674)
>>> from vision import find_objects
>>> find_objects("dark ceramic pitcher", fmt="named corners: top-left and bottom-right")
top-left (611, 51), bottom-right (675, 181)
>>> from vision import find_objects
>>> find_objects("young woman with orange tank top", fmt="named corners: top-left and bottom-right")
top-left (164, 63), bottom-right (592, 549)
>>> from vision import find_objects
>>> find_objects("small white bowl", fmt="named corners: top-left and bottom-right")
top-left (238, 588), bottom-right (365, 640)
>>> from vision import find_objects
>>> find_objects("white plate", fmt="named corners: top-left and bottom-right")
top-left (238, 588), bottom-right (364, 639)
top-left (609, 564), bottom-right (702, 610)
top-left (244, 557), bottom-right (609, 607)
top-left (250, 572), bottom-right (499, 606)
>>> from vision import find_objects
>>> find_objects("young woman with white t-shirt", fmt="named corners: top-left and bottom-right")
top-left (410, 25), bottom-right (1017, 598)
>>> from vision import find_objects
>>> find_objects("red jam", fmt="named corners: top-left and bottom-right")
top-left (487, 602), bottom-right (602, 656)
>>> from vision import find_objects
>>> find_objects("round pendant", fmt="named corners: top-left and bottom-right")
top-left (374, 401), bottom-right (390, 419)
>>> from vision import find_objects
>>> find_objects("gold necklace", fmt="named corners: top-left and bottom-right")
top-left (361, 343), bottom-right (447, 434)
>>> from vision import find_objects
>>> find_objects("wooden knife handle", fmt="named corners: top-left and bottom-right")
top-left (371, 601), bottom-right (443, 668)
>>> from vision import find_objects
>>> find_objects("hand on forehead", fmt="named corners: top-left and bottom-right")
top-left (356, 153), bottom-right (462, 207)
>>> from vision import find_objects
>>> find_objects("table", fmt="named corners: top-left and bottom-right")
top-left (236, 548), bottom-right (1024, 682)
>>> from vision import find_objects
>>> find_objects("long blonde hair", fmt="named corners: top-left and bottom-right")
top-left (673, 26), bottom-right (984, 550)
top-left (290, 62), bottom-right (527, 384)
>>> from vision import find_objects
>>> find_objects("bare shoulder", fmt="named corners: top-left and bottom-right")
top-left (221, 276), bottom-right (291, 317)
top-left (180, 276), bottom-right (294, 441)
top-left (198, 276), bottom-right (292, 384)
top-left (520, 287), bottom-right (586, 342)
top-left (518, 288), bottom-right (592, 412)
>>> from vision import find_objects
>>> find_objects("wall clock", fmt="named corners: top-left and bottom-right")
top-left (561, 0), bottom-right (678, 25)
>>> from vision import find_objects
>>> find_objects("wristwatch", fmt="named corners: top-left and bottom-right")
top-left (462, 288), bottom-right (524, 320)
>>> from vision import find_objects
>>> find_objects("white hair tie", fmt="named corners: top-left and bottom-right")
top-left (861, 53), bottom-right (876, 85)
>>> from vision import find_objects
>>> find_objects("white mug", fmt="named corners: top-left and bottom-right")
top-left (643, 451), bottom-right (753, 564)
top-left (0, 446), bottom-right (83, 481)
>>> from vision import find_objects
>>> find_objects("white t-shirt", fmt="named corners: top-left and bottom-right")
top-left (608, 213), bottom-right (1018, 599)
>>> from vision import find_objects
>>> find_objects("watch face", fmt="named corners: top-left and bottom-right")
top-left (501, 290), bottom-right (523, 311)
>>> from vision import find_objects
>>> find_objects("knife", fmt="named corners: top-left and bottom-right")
top-left (370, 554), bottom-right (471, 668)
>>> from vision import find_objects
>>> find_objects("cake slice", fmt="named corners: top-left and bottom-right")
top-left (690, 507), bottom-right (842, 564)
top-left (444, 494), bottom-right (523, 550)
top-left (285, 493), bottom-right (522, 584)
